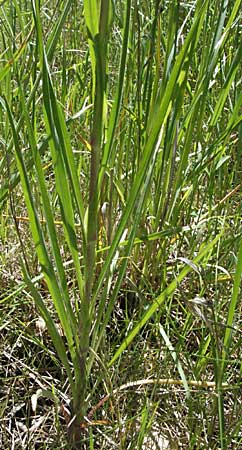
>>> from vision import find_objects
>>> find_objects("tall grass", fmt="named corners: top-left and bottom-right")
top-left (1, 0), bottom-right (241, 448)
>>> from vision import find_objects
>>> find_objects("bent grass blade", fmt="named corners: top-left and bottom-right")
top-left (109, 233), bottom-right (222, 366)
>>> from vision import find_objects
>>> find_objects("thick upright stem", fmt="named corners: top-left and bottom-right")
top-left (73, 2), bottom-right (110, 445)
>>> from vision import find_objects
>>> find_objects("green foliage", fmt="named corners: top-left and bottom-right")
top-left (1, 0), bottom-right (241, 448)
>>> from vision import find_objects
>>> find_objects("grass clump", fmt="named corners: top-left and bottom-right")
top-left (0, 0), bottom-right (241, 448)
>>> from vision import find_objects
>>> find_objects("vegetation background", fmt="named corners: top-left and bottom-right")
top-left (0, 0), bottom-right (241, 448)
